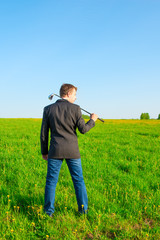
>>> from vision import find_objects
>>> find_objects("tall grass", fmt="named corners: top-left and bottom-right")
top-left (0, 119), bottom-right (159, 239)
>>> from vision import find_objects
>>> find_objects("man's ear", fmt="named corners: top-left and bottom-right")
top-left (67, 90), bottom-right (72, 97)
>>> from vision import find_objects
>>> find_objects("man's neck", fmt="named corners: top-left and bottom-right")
top-left (62, 97), bottom-right (70, 102)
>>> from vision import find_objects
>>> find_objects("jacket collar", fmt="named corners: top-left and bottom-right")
top-left (56, 98), bottom-right (69, 103)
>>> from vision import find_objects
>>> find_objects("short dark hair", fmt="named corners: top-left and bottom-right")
top-left (60, 84), bottom-right (77, 97)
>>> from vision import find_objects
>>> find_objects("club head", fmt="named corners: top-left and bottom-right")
top-left (48, 93), bottom-right (54, 100)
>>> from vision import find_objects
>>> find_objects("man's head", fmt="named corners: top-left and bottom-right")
top-left (60, 84), bottom-right (77, 103)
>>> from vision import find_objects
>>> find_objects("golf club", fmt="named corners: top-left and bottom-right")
top-left (48, 93), bottom-right (104, 123)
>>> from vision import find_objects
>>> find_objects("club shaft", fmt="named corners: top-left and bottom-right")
top-left (49, 93), bottom-right (104, 122)
top-left (80, 108), bottom-right (104, 122)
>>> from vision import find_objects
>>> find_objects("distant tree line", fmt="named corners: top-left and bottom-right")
top-left (82, 114), bottom-right (90, 119)
top-left (140, 113), bottom-right (160, 120)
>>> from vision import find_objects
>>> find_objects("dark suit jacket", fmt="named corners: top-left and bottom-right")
top-left (40, 99), bottom-right (95, 159)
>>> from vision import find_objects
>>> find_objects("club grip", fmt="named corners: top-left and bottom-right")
top-left (98, 118), bottom-right (104, 123)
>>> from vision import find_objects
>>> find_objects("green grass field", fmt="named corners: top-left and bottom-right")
top-left (0, 118), bottom-right (160, 239)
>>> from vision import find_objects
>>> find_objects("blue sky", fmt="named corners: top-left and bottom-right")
top-left (0, 0), bottom-right (160, 119)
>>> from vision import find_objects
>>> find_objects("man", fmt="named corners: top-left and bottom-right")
top-left (40, 84), bottom-right (98, 217)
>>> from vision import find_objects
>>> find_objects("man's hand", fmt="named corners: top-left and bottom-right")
top-left (90, 113), bottom-right (98, 122)
top-left (42, 154), bottom-right (48, 161)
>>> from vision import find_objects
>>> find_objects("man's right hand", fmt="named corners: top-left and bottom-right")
top-left (42, 154), bottom-right (48, 161)
top-left (90, 113), bottom-right (98, 122)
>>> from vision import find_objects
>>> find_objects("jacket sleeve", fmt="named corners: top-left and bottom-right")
top-left (76, 106), bottom-right (95, 134)
top-left (40, 107), bottom-right (49, 155)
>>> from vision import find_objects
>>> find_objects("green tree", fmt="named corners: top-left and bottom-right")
top-left (140, 113), bottom-right (150, 120)
top-left (82, 114), bottom-right (90, 119)
top-left (158, 114), bottom-right (160, 120)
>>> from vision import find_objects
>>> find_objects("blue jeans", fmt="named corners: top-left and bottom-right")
top-left (44, 158), bottom-right (88, 216)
